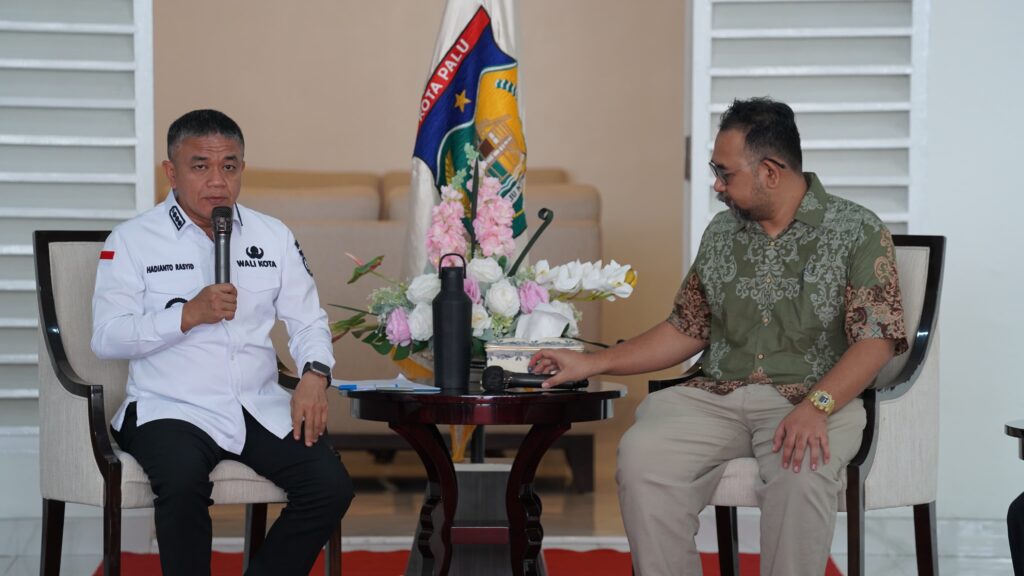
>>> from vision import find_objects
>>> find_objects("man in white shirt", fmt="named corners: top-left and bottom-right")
top-left (92, 109), bottom-right (352, 576)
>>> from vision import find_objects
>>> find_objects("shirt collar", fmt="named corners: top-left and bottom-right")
top-left (793, 172), bottom-right (827, 229)
top-left (165, 191), bottom-right (244, 237)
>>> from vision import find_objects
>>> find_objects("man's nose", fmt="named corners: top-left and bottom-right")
top-left (209, 169), bottom-right (227, 187)
top-left (712, 177), bottom-right (726, 194)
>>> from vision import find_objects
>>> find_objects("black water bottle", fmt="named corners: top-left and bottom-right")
top-left (432, 253), bottom-right (471, 393)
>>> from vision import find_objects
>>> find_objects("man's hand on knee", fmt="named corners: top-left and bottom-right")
top-left (772, 402), bottom-right (830, 473)
top-left (291, 374), bottom-right (329, 447)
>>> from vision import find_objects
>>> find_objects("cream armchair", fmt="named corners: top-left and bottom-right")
top-left (33, 230), bottom-right (341, 576)
top-left (648, 234), bottom-right (945, 576)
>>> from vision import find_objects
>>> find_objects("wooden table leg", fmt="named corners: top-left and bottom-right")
top-left (507, 423), bottom-right (569, 576)
top-left (391, 423), bottom-right (458, 576)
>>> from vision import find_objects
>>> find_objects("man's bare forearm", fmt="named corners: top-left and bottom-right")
top-left (589, 321), bottom-right (707, 377)
top-left (812, 338), bottom-right (895, 412)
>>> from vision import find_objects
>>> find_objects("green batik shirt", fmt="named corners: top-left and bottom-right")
top-left (668, 173), bottom-right (909, 404)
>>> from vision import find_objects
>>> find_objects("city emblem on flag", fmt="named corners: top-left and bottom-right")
top-left (413, 6), bottom-right (527, 238)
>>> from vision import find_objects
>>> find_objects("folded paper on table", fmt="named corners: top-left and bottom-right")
top-left (334, 374), bottom-right (440, 392)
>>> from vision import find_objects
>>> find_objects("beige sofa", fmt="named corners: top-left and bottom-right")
top-left (156, 168), bottom-right (604, 491)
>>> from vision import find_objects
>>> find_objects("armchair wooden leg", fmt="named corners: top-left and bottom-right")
top-left (913, 501), bottom-right (938, 576)
top-left (102, 495), bottom-right (121, 576)
top-left (325, 522), bottom-right (342, 576)
top-left (715, 506), bottom-right (739, 576)
top-left (40, 498), bottom-right (65, 576)
top-left (244, 503), bottom-right (268, 571)
top-left (846, 470), bottom-right (867, 576)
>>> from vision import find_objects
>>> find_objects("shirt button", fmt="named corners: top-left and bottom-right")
top-left (769, 241), bottom-right (776, 247)
top-left (757, 353), bottom-right (765, 360)
top-left (762, 316), bottom-right (770, 325)
top-left (766, 277), bottom-right (773, 284)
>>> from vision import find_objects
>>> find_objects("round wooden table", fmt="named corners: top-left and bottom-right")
top-left (347, 382), bottom-right (626, 576)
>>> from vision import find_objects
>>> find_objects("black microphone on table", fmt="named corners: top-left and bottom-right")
top-left (481, 365), bottom-right (588, 392)
top-left (212, 206), bottom-right (232, 284)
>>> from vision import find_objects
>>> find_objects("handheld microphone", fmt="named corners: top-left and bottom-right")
top-left (212, 206), bottom-right (232, 284)
top-left (481, 365), bottom-right (588, 392)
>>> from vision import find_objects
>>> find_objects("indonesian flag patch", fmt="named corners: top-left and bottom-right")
top-left (99, 250), bottom-right (114, 260)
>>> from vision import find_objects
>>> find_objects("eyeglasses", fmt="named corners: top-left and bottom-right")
top-left (709, 157), bottom-right (787, 186)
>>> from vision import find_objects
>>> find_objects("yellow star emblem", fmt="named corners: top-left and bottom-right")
top-left (454, 90), bottom-right (472, 113)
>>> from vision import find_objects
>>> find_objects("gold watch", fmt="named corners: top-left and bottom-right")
top-left (807, 390), bottom-right (835, 415)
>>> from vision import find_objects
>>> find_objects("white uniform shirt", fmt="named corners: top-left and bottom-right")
top-left (92, 193), bottom-right (334, 454)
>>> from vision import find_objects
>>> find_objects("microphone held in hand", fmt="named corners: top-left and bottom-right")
top-left (212, 206), bottom-right (233, 284)
top-left (481, 365), bottom-right (588, 392)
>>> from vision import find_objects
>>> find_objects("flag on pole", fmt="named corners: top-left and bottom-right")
top-left (403, 0), bottom-right (526, 278)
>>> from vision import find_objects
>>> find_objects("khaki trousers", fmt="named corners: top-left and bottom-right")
top-left (617, 385), bottom-right (865, 576)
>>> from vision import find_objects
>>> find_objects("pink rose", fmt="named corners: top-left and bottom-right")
top-left (385, 308), bottom-right (412, 347)
top-left (464, 277), bottom-right (482, 304)
top-left (518, 280), bottom-right (549, 314)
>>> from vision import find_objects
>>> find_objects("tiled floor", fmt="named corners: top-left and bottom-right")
top-left (2, 422), bottom-right (1016, 575)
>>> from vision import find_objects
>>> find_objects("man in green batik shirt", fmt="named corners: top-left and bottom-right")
top-left (530, 97), bottom-right (908, 576)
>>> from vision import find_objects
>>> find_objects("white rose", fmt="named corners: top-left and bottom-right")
top-left (485, 279), bottom-right (521, 317)
top-left (406, 304), bottom-right (433, 341)
top-left (599, 260), bottom-right (635, 300)
top-left (552, 260), bottom-right (584, 294)
top-left (471, 303), bottom-right (492, 337)
top-left (406, 274), bottom-right (441, 305)
top-left (533, 260), bottom-right (554, 286)
top-left (467, 257), bottom-right (504, 284)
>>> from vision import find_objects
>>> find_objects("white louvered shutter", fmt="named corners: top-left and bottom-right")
top-left (687, 0), bottom-right (929, 263)
top-left (0, 0), bottom-right (152, 436)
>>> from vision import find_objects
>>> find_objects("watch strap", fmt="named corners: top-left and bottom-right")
top-left (302, 361), bottom-right (332, 387)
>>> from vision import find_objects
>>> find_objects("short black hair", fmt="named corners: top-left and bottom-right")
top-left (719, 97), bottom-right (802, 172)
top-left (166, 109), bottom-right (244, 160)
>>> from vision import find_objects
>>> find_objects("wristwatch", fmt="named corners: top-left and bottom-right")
top-left (302, 361), bottom-right (332, 387)
top-left (807, 389), bottom-right (835, 415)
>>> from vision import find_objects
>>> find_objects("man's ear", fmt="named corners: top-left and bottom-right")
top-left (762, 159), bottom-right (783, 189)
top-left (162, 159), bottom-right (176, 190)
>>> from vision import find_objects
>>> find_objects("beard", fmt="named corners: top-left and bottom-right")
top-left (718, 179), bottom-right (772, 223)
top-left (717, 191), bottom-right (754, 222)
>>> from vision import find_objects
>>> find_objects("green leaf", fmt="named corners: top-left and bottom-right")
top-left (329, 303), bottom-right (371, 314)
top-left (392, 345), bottom-right (410, 361)
top-left (371, 339), bottom-right (394, 356)
top-left (330, 313), bottom-right (369, 339)
top-left (347, 255), bottom-right (385, 284)
top-left (471, 338), bottom-right (486, 359)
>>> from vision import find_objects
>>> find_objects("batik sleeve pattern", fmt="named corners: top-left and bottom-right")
top-left (844, 228), bottom-right (909, 356)
top-left (667, 269), bottom-right (711, 342)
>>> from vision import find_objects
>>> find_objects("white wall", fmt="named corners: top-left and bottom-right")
top-left (927, 0), bottom-right (1024, 520)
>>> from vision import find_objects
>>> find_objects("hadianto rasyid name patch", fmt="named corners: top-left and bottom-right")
top-left (146, 262), bottom-right (196, 274)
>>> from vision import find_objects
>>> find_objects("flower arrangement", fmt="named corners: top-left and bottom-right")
top-left (332, 157), bottom-right (637, 363)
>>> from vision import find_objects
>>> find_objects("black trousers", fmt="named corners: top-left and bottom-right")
top-left (113, 402), bottom-right (354, 576)
top-left (1010, 492), bottom-right (1024, 575)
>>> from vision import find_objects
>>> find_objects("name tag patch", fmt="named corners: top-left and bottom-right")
top-left (146, 263), bottom-right (196, 274)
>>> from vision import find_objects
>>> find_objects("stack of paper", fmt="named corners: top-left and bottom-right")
top-left (333, 374), bottom-right (440, 392)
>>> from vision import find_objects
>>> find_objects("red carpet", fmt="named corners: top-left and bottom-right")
top-left (95, 549), bottom-right (844, 575)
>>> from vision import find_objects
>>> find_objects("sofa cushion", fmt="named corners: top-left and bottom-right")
top-left (242, 184), bottom-right (380, 221)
